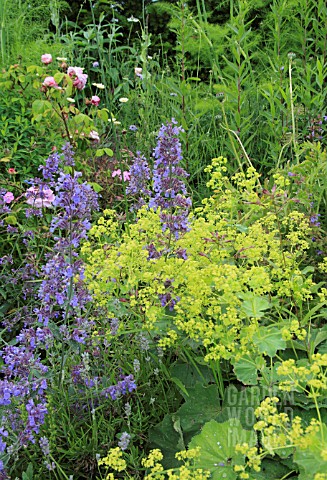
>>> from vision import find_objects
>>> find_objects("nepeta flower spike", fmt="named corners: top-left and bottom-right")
top-left (149, 119), bottom-right (191, 239)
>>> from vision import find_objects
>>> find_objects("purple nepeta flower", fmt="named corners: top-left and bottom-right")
top-left (39, 436), bottom-right (50, 456)
top-left (158, 279), bottom-right (180, 311)
top-left (50, 172), bottom-right (98, 237)
top-left (16, 327), bottom-right (53, 349)
top-left (175, 248), bottom-right (188, 260)
top-left (145, 243), bottom-right (161, 260)
top-left (6, 225), bottom-right (18, 234)
top-left (25, 399), bottom-right (48, 438)
top-left (102, 375), bottom-right (137, 400)
top-left (0, 380), bottom-right (23, 406)
top-left (25, 207), bottom-right (44, 218)
top-left (129, 124), bottom-right (138, 131)
top-left (149, 119), bottom-right (191, 239)
top-left (0, 143), bottom-right (99, 474)
top-left (118, 432), bottom-right (131, 451)
top-left (33, 145), bottom-right (98, 328)
top-left (71, 363), bottom-right (98, 387)
top-left (110, 317), bottom-right (119, 335)
top-left (0, 428), bottom-right (8, 453)
top-left (0, 345), bottom-right (47, 378)
top-left (61, 142), bottom-right (76, 167)
top-left (0, 256), bottom-right (13, 266)
top-left (126, 152), bottom-right (151, 209)
top-left (133, 359), bottom-right (140, 373)
top-left (306, 116), bottom-right (324, 142)
top-left (138, 334), bottom-right (150, 352)
top-left (38, 151), bottom-right (61, 181)
top-left (310, 214), bottom-right (321, 227)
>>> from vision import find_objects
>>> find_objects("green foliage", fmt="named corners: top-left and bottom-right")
top-left (0, 0), bottom-right (53, 66)
top-left (294, 423), bottom-right (327, 479)
top-left (0, 64), bottom-right (58, 179)
top-left (0, 61), bottom-right (108, 182)
top-left (189, 418), bottom-right (256, 479)
top-left (149, 382), bottom-right (221, 467)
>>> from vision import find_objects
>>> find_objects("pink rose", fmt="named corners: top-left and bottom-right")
top-left (89, 130), bottom-right (100, 142)
top-left (73, 75), bottom-right (88, 90)
top-left (3, 192), bottom-right (14, 203)
top-left (43, 76), bottom-right (60, 89)
top-left (67, 66), bottom-right (88, 90)
top-left (41, 54), bottom-right (53, 65)
top-left (67, 66), bottom-right (84, 76)
top-left (91, 95), bottom-right (100, 106)
top-left (25, 186), bottom-right (55, 208)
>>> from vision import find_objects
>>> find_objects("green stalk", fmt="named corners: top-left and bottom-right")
top-left (220, 101), bottom-right (244, 172)
top-left (288, 53), bottom-right (299, 163)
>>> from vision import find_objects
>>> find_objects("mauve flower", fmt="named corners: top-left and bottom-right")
top-left (112, 169), bottom-right (130, 181)
top-left (42, 76), bottom-right (60, 89)
top-left (92, 61), bottom-right (99, 68)
top-left (41, 54), bottom-right (52, 65)
top-left (112, 169), bottom-right (121, 178)
top-left (25, 186), bottom-right (55, 208)
top-left (90, 95), bottom-right (100, 106)
top-left (8, 168), bottom-right (17, 174)
top-left (67, 66), bottom-right (88, 90)
top-left (3, 192), bottom-right (14, 203)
